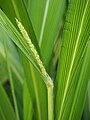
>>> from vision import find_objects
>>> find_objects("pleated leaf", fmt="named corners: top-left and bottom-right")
top-left (55, 0), bottom-right (90, 119)
top-left (69, 40), bottom-right (90, 120)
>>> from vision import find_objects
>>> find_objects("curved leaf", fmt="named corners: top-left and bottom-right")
top-left (0, 0), bottom-right (40, 54)
top-left (0, 9), bottom-right (47, 82)
top-left (0, 9), bottom-right (48, 120)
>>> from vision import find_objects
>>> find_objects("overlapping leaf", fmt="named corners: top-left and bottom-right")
top-left (0, 0), bottom-right (40, 53)
top-left (0, 9), bottom-right (48, 120)
top-left (0, 9), bottom-right (46, 81)
top-left (27, 0), bottom-right (66, 70)
top-left (55, 0), bottom-right (90, 119)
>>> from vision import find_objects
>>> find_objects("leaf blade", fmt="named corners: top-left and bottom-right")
top-left (0, 83), bottom-right (16, 120)
top-left (55, 0), bottom-right (90, 119)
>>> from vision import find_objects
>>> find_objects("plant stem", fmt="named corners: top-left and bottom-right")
top-left (47, 85), bottom-right (54, 120)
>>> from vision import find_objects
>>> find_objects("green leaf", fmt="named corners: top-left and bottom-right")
top-left (0, 83), bottom-right (16, 120)
top-left (27, 0), bottom-right (66, 69)
top-left (21, 54), bottom-right (48, 120)
top-left (69, 40), bottom-right (90, 120)
top-left (27, 0), bottom-right (46, 42)
top-left (3, 31), bottom-right (20, 120)
top-left (55, 0), bottom-right (90, 119)
top-left (24, 82), bottom-right (33, 120)
top-left (0, 0), bottom-right (40, 53)
top-left (88, 80), bottom-right (90, 112)
top-left (83, 92), bottom-right (90, 120)
top-left (0, 30), bottom-right (24, 84)
top-left (0, 29), bottom-right (24, 120)
top-left (0, 54), bottom-right (8, 84)
top-left (0, 9), bottom-right (46, 82)
top-left (0, 6), bottom-right (49, 120)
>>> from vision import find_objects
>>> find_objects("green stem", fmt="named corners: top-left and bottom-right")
top-left (47, 86), bottom-right (54, 120)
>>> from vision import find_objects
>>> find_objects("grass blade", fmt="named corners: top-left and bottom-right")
top-left (24, 82), bottom-right (33, 120)
top-left (27, 0), bottom-right (66, 69)
top-left (55, 0), bottom-right (90, 119)
top-left (3, 31), bottom-right (20, 120)
top-left (21, 54), bottom-right (48, 120)
top-left (0, 83), bottom-right (16, 120)
top-left (0, 30), bottom-right (24, 84)
top-left (0, 0), bottom-right (40, 53)
top-left (0, 9), bottom-right (47, 83)
top-left (69, 40), bottom-right (90, 120)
